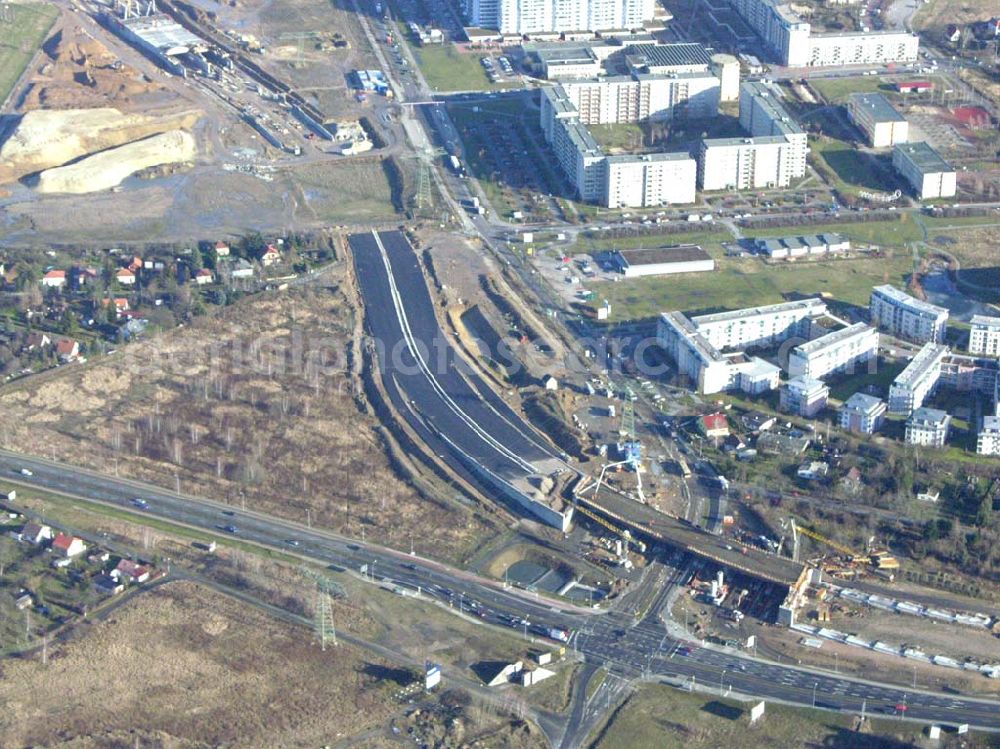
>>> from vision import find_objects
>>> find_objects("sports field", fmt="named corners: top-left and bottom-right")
top-left (0, 2), bottom-right (58, 106)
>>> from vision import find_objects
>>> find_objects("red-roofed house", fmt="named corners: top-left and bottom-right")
top-left (112, 559), bottom-right (151, 584)
top-left (194, 268), bottom-right (214, 285)
top-left (56, 339), bottom-right (79, 362)
top-left (215, 241), bottom-right (231, 257)
top-left (41, 270), bottom-right (66, 288)
top-left (261, 244), bottom-right (281, 266)
top-left (115, 268), bottom-right (136, 286)
top-left (127, 256), bottom-right (143, 273)
top-left (897, 81), bottom-right (933, 94)
top-left (699, 412), bottom-right (730, 439)
top-left (76, 267), bottom-right (100, 287)
top-left (52, 533), bottom-right (87, 558)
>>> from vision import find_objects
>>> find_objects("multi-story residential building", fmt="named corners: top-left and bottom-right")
top-left (787, 323), bottom-right (879, 380)
top-left (887, 342), bottom-right (948, 415)
top-left (870, 285), bottom-right (948, 344)
top-left (840, 392), bottom-right (886, 434)
top-left (905, 407), bottom-right (951, 447)
top-left (604, 153), bottom-right (697, 207)
top-left (728, 0), bottom-right (918, 67)
top-left (657, 311), bottom-right (733, 394)
top-left (540, 85), bottom-right (697, 207)
top-left (690, 298), bottom-right (825, 351)
top-left (969, 315), bottom-right (1000, 357)
top-left (698, 135), bottom-right (804, 190)
top-left (468, 0), bottom-right (655, 34)
top-left (560, 71), bottom-right (721, 124)
top-left (892, 142), bottom-right (956, 199)
top-left (939, 353), bottom-right (999, 395)
top-left (847, 93), bottom-right (909, 147)
top-left (780, 375), bottom-right (830, 417)
top-left (977, 415), bottom-right (1000, 456)
top-left (623, 43), bottom-right (715, 75)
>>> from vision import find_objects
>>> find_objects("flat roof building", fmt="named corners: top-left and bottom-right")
top-left (698, 135), bottom-right (805, 191)
top-left (536, 45), bottom-right (602, 79)
top-left (969, 315), bottom-right (1000, 358)
top-left (892, 142), bottom-right (956, 200)
top-left (464, 0), bottom-right (655, 35)
top-left (623, 43), bottom-right (714, 74)
top-left (887, 342), bottom-right (948, 415)
top-left (605, 152), bottom-right (697, 207)
top-left (780, 375), bottom-right (830, 417)
top-left (905, 407), bottom-right (951, 447)
top-left (754, 233), bottom-right (849, 258)
top-left (787, 323), bottom-right (879, 380)
top-left (870, 284), bottom-right (948, 344)
top-left (612, 244), bottom-right (714, 277)
top-left (658, 311), bottom-right (733, 394)
top-left (847, 93), bottom-right (909, 148)
top-left (691, 297), bottom-right (825, 352)
top-left (977, 415), bottom-right (1000, 456)
top-left (840, 392), bottom-right (886, 434)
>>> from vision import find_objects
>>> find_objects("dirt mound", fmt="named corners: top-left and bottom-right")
top-left (37, 129), bottom-right (197, 193)
top-left (0, 107), bottom-right (200, 183)
top-left (21, 26), bottom-right (171, 112)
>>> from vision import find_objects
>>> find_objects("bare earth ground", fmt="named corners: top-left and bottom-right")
top-left (0, 273), bottom-right (498, 563)
top-left (915, 0), bottom-right (1000, 31)
top-left (0, 581), bottom-right (401, 748)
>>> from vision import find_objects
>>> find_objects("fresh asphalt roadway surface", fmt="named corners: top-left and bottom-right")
top-left (4, 448), bottom-right (1000, 732)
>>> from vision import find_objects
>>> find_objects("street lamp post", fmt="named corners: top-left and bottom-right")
top-left (812, 682), bottom-right (818, 708)
top-left (720, 669), bottom-right (726, 696)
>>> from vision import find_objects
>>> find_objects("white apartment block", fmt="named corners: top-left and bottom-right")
top-left (905, 407), bottom-right (950, 447)
top-left (658, 311), bottom-right (734, 394)
top-left (780, 375), bottom-right (830, 417)
top-left (840, 392), bottom-right (886, 434)
top-left (605, 153), bottom-right (697, 207)
top-left (690, 298), bottom-right (825, 351)
top-left (787, 323), bottom-right (879, 380)
top-left (892, 142), bottom-right (957, 200)
top-left (472, 0), bottom-right (654, 35)
top-left (870, 285), bottom-right (948, 344)
top-left (540, 85), bottom-right (697, 207)
top-left (977, 415), bottom-right (1000, 456)
top-left (887, 342), bottom-right (948, 415)
top-left (560, 72), bottom-right (720, 124)
top-left (698, 136), bottom-right (804, 190)
top-left (969, 315), bottom-right (1000, 357)
top-left (847, 93), bottom-right (908, 148)
top-left (728, 0), bottom-right (918, 67)
top-left (939, 354), bottom-right (999, 395)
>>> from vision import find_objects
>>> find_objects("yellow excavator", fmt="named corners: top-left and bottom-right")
top-left (793, 521), bottom-right (900, 572)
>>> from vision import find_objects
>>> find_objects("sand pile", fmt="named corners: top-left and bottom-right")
top-left (37, 129), bottom-right (196, 194)
top-left (0, 107), bottom-right (200, 184)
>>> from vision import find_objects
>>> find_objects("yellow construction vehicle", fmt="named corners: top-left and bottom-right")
top-left (793, 522), bottom-right (900, 573)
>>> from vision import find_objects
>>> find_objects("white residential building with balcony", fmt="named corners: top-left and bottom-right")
top-left (887, 342), bottom-right (948, 415)
top-left (870, 285), bottom-right (948, 344)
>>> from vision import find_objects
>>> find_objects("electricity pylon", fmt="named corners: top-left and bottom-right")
top-left (300, 567), bottom-right (345, 651)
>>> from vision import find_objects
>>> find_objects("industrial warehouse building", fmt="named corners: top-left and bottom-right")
top-left (754, 233), bottom-right (850, 258)
top-left (728, 0), bottom-right (918, 67)
top-left (612, 245), bottom-right (715, 277)
top-left (870, 285), bottom-right (948, 344)
top-left (892, 142), bottom-right (957, 200)
top-left (847, 93), bottom-right (909, 148)
top-left (969, 315), bottom-right (1000, 357)
top-left (887, 342), bottom-right (948, 415)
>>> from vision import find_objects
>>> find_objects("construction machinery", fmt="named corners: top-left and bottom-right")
top-left (791, 521), bottom-right (899, 575)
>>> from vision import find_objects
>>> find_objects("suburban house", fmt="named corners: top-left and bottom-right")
top-left (231, 258), bottom-right (254, 278)
top-left (15, 592), bottom-right (33, 610)
top-left (52, 533), bottom-right (87, 558)
top-left (214, 241), bottom-right (231, 257)
top-left (75, 267), bottom-right (100, 287)
top-left (41, 270), bottom-right (66, 288)
top-left (93, 574), bottom-right (125, 595)
top-left (115, 268), bottom-right (136, 286)
top-left (699, 412), bottom-right (730, 439)
top-left (56, 339), bottom-right (80, 362)
top-left (102, 297), bottom-right (130, 317)
top-left (24, 333), bottom-right (52, 351)
top-left (126, 256), bottom-right (143, 273)
top-left (261, 244), bottom-right (282, 267)
top-left (112, 558), bottom-right (151, 584)
top-left (19, 522), bottom-right (52, 545)
top-left (194, 268), bottom-right (214, 285)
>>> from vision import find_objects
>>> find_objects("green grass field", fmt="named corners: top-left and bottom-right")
top-left (588, 123), bottom-right (646, 151)
top-left (0, 2), bottom-right (58, 105)
top-left (812, 137), bottom-right (899, 194)
top-left (809, 76), bottom-right (891, 103)
top-left (742, 214), bottom-right (925, 247)
top-left (588, 682), bottom-right (971, 749)
top-left (589, 251), bottom-right (914, 321)
top-left (414, 45), bottom-right (516, 92)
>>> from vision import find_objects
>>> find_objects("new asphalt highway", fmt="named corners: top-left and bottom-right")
top-left (3, 449), bottom-right (1000, 732)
